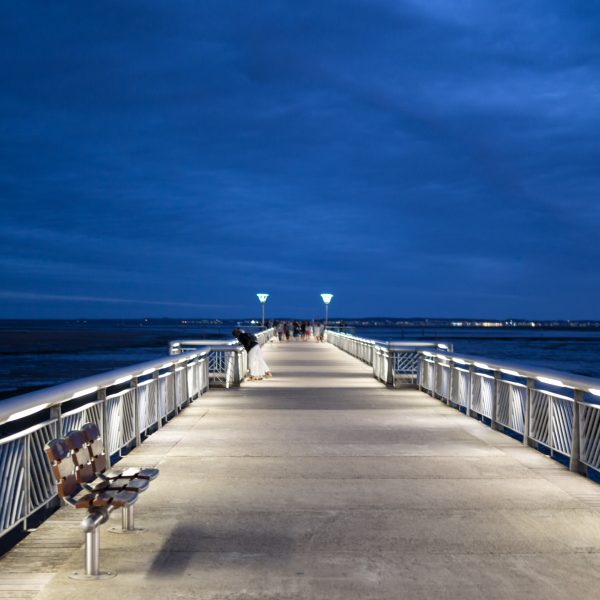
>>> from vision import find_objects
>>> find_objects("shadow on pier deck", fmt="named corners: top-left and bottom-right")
top-left (3, 341), bottom-right (600, 599)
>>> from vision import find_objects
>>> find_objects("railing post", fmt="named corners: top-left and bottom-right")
top-left (523, 377), bottom-right (533, 446)
top-left (548, 394), bottom-right (554, 457)
top-left (492, 370), bottom-right (500, 430)
top-left (236, 349), bottom-right (243, 385)
top-left (570, 389), bottom-right (584, 473)
top-left (467, 365), bottom-right (474, 417)
top-left (153, 371), bottom-right (162, 429)
top-left (447, 364), bottom-right (453, 405)
top-left (23, 434), bottom-right (31, 531)
top-left (432, 359), bottom-right (438, 399)
top-left (131, 376), bottom-right (141, 447)
top-left (417, 356), bottom-right (423, 391)
top-left (170, 364), bottom-right (177, 416)
top-left (50, 405), bottom-right (62, 439)
top-left (99, 388), bottom-right (110, 467)
top-left (386, 347), bottom-right (394, 387)
top-left (196, 358), bottom-right (202, 394)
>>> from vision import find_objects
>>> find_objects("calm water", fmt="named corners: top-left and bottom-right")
top-left (0, 320), bottom-right (242, 399)
top-left (1, 320), bottom-right (600, 399)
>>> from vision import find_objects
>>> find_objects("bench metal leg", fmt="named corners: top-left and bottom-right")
top-left (70, 509), bottom-right (116, 580)
top-left (109, 505), bottom-right (144, 534)
top-left (86, 528), bottom-right (100, 575)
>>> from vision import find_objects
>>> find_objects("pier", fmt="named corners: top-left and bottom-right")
top-left (2, 338), bottom-right (600, 599)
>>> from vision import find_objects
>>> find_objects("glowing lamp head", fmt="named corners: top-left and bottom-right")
top-left (320, 293), bottom-right (333, 305)
top-left (256, 293), bottom-right (269, 304)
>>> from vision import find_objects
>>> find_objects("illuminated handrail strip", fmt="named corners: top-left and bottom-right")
top-left (0, 348), bottom-right (209, 426)
top-left (421, 350), bottom-right (600, 393)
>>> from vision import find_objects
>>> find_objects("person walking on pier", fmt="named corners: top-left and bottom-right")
top-left (232, 329), bottom-right (272, 380)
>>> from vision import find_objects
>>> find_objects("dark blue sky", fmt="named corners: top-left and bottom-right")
top-left (1, 1), bottom-right (599, 320)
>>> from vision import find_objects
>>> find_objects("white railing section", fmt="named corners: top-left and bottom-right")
top-left (169, 328), bottom-right (275, 388)
top-left (0, 328), bottom-right (275, 542)
top-left (326, 329), bottom-right (600, 482)
top-left (0, 349), bottom-right (210, 540)
top-left (325, 330), bottom-right (450, 386)
top-left (418, 351), bottom-right (600, 478)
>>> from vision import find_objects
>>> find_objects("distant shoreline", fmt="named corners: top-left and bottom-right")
top-left (1, 318), bottom-right (599, 330)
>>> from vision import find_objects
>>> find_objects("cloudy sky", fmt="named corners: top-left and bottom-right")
top-left (1, 1), bottom-right (599, 319)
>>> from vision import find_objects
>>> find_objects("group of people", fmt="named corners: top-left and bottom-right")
top-left (274, 320), bottom-right (325, 342)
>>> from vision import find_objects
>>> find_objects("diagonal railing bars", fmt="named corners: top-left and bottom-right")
top-left (0, 328), bottom-right (275, 542)
top-left (326, 329), bottom-right (600, 482)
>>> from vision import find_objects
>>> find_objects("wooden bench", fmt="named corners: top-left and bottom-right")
top-left (44, 423), bottom-right (159, 579)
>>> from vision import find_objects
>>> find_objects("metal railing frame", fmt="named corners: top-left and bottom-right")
top-left (326, 330), bottom-right (600, 483)
top-left (418, 350), bottom-right (600, 477)
top-left (168, 328), bottom-right (275, 387)
top-left (325, 330), bottom-right (450, 386)
top-left (0, 328), bottom-right (275, 542)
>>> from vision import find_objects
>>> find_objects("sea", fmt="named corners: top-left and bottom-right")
top-left (1, 319), bottom-right (600, 401)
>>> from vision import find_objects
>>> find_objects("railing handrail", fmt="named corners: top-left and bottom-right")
top-left (0, 330), bottom-right (283, 426)
top-left (169, 339), bottom-right (239, 354)
top-left (170, 328), bottom-right (275, 354)
top-left (325, 330), bottom-right (449, 350)
top-left (0, 326), bottom-right (275, 543)
top-left (0, 347), bottom-right (216, 426)
top-left (419, 349), bottom-right (600, 393)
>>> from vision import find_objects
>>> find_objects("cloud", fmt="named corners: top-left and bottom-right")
top-left (1, 1), bottom-right (599, 317)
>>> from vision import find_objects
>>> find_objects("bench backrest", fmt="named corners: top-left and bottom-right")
top-left (44, 438), bottom-right (81, 499)
top-left (64, 430), bottom-right (96, 485)
top-left (80, 422), bottom-right (109, 473)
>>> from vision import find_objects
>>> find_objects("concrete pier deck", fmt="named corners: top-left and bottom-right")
top-left (3, 341), bottom-right (600, 599)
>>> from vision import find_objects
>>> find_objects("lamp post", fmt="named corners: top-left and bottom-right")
top-left (320, 293), bottom-right (333, 331)
top-left (256, 293), bottom-right (269, 327)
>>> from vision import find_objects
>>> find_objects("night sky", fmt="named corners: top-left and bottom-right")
top-left (1, 1), bottom-right (599, 320)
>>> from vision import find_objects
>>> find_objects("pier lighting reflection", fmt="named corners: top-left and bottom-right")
top-left (257, 293), bottom-right (269, 327)
top-left (320, 293), bottom-right (333, 328)
top-left (537, 376), bottom-right (564, 387)
top-left (500, 369), bottom-right (522, 377)
top-left (72, 386), bottom-right (98, 399)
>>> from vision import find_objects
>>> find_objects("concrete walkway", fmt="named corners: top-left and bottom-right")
top-left (3, 341), bottom-right (600, 599)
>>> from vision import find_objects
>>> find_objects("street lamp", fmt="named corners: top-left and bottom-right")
top-left (257, 293), bottom-right (269, 327)
top-left (320, 293), bottom-right (333, 330)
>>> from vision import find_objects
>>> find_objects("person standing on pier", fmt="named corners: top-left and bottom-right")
top-left (232, 329), bottom-right (272, 380)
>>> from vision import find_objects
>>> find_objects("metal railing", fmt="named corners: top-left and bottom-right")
top-left (0, 328), bottom-right (275, 542)
top-left (169, 328), bottom-right (275, 387)
top-left (325, 330), bottom-right (450, 386)
top-left (0, 349), bottom-right (209, 540)
top-left (326, 329), bottom-right (600, 481)
top-left (418, 350), bottom-right (600, 476)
